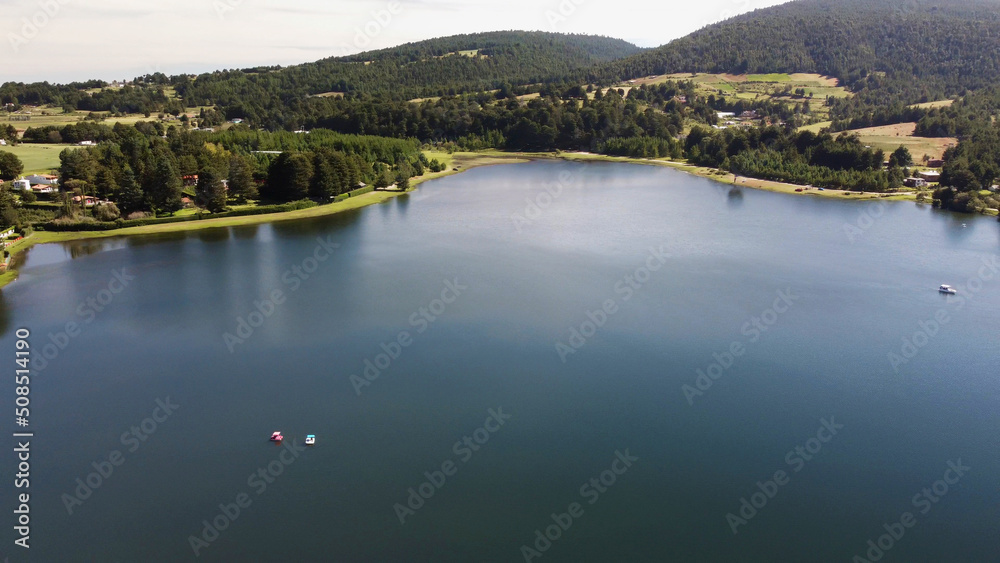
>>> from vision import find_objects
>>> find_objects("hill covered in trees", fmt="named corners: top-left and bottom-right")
top-left (599, 0), bottom-right (1000, 91)
top-left (1, 32), bottom-right (639, 125)
top-left (173, 32), bottom-right (641, 122)
top-left (596, 0), bottom-right (1000, 131)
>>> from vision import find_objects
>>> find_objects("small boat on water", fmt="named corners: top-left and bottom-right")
top-left (305, 435), bottom-right (316, 446)
top-left (939, 285), bottom-right (957, 295)
top-left (270, 431), bottom-right (284, 442)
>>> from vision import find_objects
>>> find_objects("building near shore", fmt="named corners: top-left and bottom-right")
top-left (917, 170), bottom-right (941, 183)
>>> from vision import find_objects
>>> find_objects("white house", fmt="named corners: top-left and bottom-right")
top-left (31, 184), bottom-right (57, 194)
top-left (78, 140), bottom-right (95, 146)
top-left (0, 139), bottom-right (7, 146)
top-left (10, 179), bottom-right (30, 191)
top-left (24, 174), bottom-right (59, 185)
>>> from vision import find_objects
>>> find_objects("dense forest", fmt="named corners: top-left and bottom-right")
top-left (685, 126), bottom-right (900, 191)
top-left (20, 124), bottom-right (431, 224)
top-left (597, 0), bottom-right (1000, 92)
top-left (15, 82), bottom-right (705, 154)
top-left (0, 81), bottom-right (176, 115)
top-left (178, 32), bottom-right (639, 101)
top-left (0, 32), bottom-right (638, 123)
top-left (171, 32), bottom-right (641, 129)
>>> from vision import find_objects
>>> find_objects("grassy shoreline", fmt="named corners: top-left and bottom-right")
top-left (0, 149), bottom-right (982, 289)
top-left (0, 151), bottom-right (528, 289)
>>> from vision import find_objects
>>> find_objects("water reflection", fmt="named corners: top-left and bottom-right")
top-left (271, 208), bottom-right (363, 239)
top-left (194, 228), bottom-right (232, 244)
top-left (231, 225), bottom-right (260, 240)
top-left (727, 187), bottom-right (744, 208)
top-left (933, 206), bottom-right (980, 243)
top-left (126, 231), bottom-right (188, 248)
top-left (396, 192), bottom-right (411, 214)
top-left (66, 240), bottom-right (114, 260)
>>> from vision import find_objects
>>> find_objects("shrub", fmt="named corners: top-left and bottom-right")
top-left (126, 211), bottom-right (152, 221)
top-left (93, 202), bottom-right (121, 221)
top-left (20, 190), bottom-right (37, 203)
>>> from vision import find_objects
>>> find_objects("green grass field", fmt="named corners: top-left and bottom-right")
top-left (746, 73), bottom-right (792, 82)
top-left (0, 109), bottom-right (159, 130)
top-left (639, 72), bottom-right (850, 125)
top-left (2, 143), bottom-right (80, 174)
top-left (799, 121), bottom-right (833, 133)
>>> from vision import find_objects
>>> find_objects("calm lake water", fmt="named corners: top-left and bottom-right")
top-left (2, 160), bottom-right (999, 562)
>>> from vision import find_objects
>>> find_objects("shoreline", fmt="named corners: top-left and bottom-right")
top-left (0, 150), bottom-right (990, 289)
top-left (0, 152), bottom-right (528, 289)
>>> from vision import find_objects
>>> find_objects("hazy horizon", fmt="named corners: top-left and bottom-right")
top-left (1, 0), bottom-right (789, 83)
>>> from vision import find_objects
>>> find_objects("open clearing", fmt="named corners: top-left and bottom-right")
top-left (799, 121), bottom-right (833, 133)
top-left (910, 99), bottom-right (955, 109)
top-left (642, 72), bottom-right (850, 123)
top-left (839, 122), bottom-right (956, 160)
top-left (1, 109), bottom-right (162, 132)
top-left (2, 143), bottom-right (80, 173)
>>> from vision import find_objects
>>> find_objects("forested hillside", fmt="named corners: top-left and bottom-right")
top-left (597, 0), bottom-right (1000, 120)
top-left (600, 0), bottom-right (1000, 88)
top-left (1, 32), bottom-right (639, 124)
top-left (173, 32), bottom-right (640, 123)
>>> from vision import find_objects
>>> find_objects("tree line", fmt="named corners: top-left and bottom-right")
top-left (33, 124), bottom-right (430, 223)
top-left (685, 126), bottom-right (898, 191)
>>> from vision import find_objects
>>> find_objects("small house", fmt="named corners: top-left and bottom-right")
top-left (904, 178), bottom-right (928, 189)
top-left (71, 195), bottom-right (98, 207)
top-left (927, 159), bottom-right (944, 168)
top-left (31, 184), bottom-right (57, 194)
top-left (78, 140), bottom-right (95, 146)
top-left (0, 139), bottom-right (6, 146)
top-left (917, 171), bottom-right (941, 183)
top-left (10, 179), bottom-right (29, 191)
top-left (182, 175), bottom-right (199, 187)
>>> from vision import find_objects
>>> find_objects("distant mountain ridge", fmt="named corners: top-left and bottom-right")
top-left (175, 31), bottom-right (642, 109)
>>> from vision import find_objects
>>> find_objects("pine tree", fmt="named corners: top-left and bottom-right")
top-left (147, 152), bottom-right (183, 213)
top-left (227, 155), bottom-right (257, 202)
top-left (116, 167), bottom-right (146, 217)
top-left (196, 169), bottom-right (228, 213)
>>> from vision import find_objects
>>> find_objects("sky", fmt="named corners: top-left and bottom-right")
top-left (1, 0), bottom-right (790, 83)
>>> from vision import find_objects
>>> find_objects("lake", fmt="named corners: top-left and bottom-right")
top-left (2, 160), bottom-right (998, 562)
